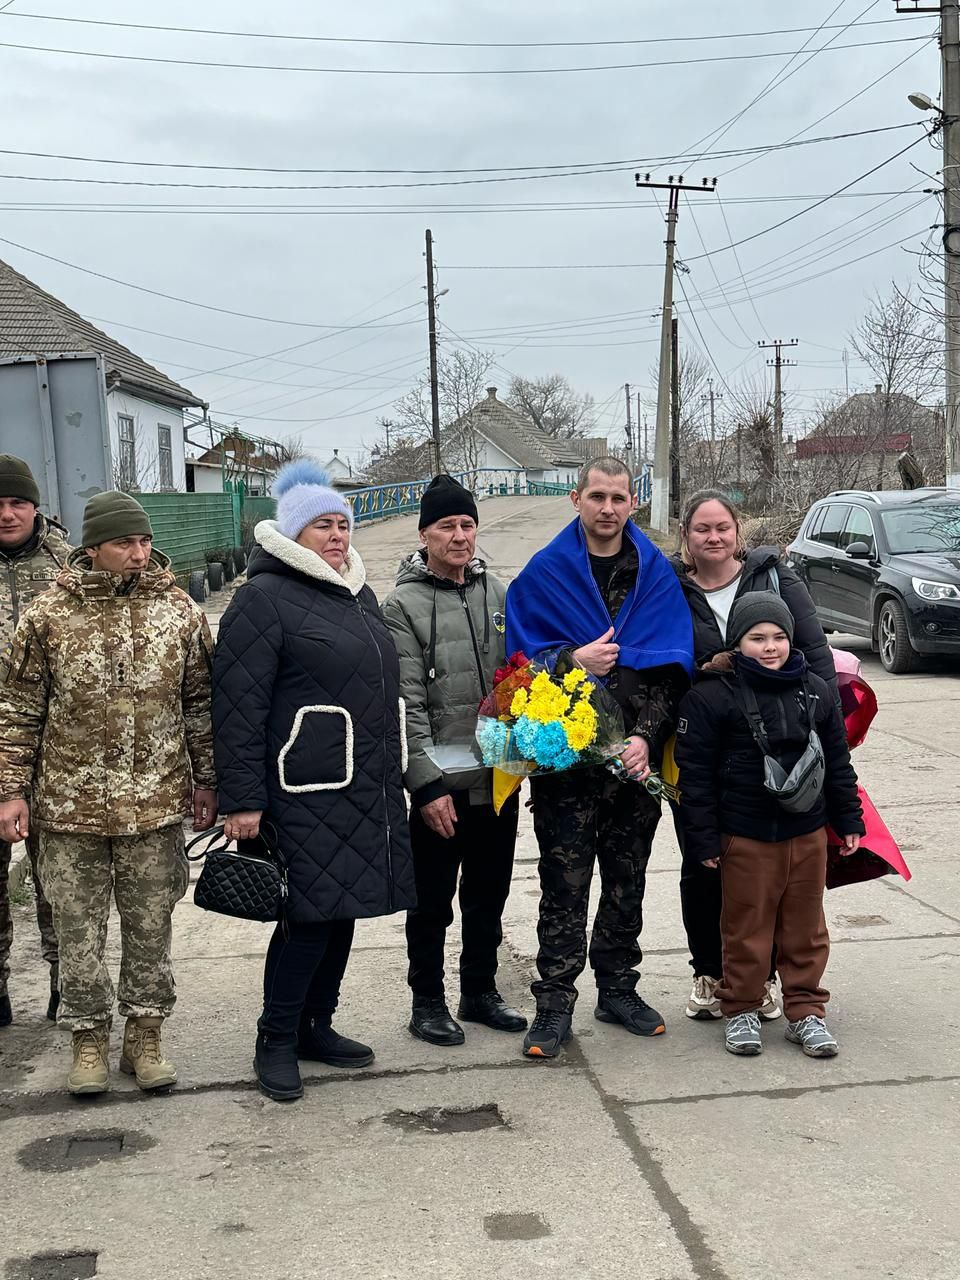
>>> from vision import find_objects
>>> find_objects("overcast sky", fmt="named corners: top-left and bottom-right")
top-left (0, 0), bottom-right (942, 465)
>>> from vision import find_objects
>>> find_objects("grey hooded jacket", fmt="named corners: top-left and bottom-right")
top-left (382, 550), bottom-right (507, 808)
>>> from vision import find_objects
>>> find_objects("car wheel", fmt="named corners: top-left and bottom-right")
top-left (207, 561), bottom-right (224, 593)
top-left (878, 599), bottom-right (918, 674)
top-left (187, 570), bottom-right (207, 604)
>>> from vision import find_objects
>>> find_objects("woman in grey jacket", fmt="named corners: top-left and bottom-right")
top-left (383, 475), bottom-right (526, 1047)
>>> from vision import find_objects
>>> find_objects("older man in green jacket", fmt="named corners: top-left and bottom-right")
top-left (383, 474), bottom-right (526, 1046)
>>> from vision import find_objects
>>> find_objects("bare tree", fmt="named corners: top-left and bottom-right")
top-left (506, 374), bottom-right (595, 438)
top-left (384, 347), bottom-right (495, 479)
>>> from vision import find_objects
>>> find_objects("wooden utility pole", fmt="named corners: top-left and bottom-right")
top-left (624, 382), bottom-right (635, 477)
top-left (425, 229), bottom-right (442, 473)
top-left (634, 173), bottom-right (717, 532)
top-left (700, 378), bottom-right (723, 484)
top-left (758, 338), bottom-right (799, 481)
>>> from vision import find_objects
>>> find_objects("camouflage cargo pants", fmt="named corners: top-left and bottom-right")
top-left (0, 830), bottom-right (59, 995)
top-left (529, 767), bottom-right (661, 1013)
top-left (37, 825), bottom-right (188, 1032)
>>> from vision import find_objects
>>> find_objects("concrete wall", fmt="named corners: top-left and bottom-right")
top-left (107, 391), bottom-right (187, 492)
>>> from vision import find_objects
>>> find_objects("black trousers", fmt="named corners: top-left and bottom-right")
top-left (672, 803), bottom-right (777, 983)
top-left (530, 768), bottom-right (660, 1013)
top-left (405, 793), bottom-right (519, 999)
top-left (259, 917), bottom-right (355, 1043)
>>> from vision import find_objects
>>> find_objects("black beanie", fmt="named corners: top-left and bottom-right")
top-left (418, 473), bottom-right (479, 530)
top-left (728, 591), bottom-right (795, 648)
top-left (0, 454), bottom-right (40, 506)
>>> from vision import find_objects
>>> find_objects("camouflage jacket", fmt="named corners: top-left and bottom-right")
top-left (0, 548), bottom-right (216, 836)
top-left (0, 513), bottom-right (72, 642)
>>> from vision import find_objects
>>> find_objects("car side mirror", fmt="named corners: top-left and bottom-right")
top-left (845, 541), bottom-right (872, 559)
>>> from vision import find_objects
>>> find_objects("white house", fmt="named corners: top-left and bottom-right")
top-left (185, 432), bottom-right (284, 496)
top-left (0, 256), bottom-right (205, 492)
top-left (450, 387), bottom-right (593, 486)
top-left (319, 447), bottom-right (368, 490)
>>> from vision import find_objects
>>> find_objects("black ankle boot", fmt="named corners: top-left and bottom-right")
top-left (409, 997), bottom-right (465, 1046)
top-left (297, 1013), bottom-right (374, 1068)
top-left (0, 993), bottom-right (11, 1027)
top-left (458, 991), bottom-right (528, 1032)
top-left (254, 1032), bottom-right (303, 1101)
top-left (46, 989), bottom-right (60, 1022)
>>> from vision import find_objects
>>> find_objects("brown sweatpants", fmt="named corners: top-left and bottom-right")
top-left (717, 828), bottom-right (830, 1021)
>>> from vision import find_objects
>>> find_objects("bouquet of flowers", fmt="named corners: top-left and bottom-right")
top-left (475, 650), bottom-right (626, 777)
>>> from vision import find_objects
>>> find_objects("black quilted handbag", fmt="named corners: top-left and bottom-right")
top-left (185, 822), bottom-right (288, 925)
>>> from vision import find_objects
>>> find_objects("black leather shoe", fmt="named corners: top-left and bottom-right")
top-left (254, 1032), bottom-right (303, 1101)
top-left (409, 997), bottom-right (465, 1046)
top-left (595, 990), bottom-right (666, 1036)
top-left (46, 989), bottom-right (60, 1022)
top-left (458, 990), bottom-right (528, 1033)
top-left (0, 993), bottom-right (11, 1027)
top-left (297, 1014), bottom-right (374, 1068)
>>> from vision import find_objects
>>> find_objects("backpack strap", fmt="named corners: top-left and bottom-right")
top-left (724, 675), bottom-right (772, 755)
top-left (767, 565), bottom-right (781, 595)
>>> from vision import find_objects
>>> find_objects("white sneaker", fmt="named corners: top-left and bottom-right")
top-left (759, 978), bottom-right (783, 1021)
top-left (685, 974), bottom-right (722, 1020)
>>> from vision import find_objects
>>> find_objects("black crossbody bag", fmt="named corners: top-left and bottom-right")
top-left (185, 821), bottom-right (288, 928)
top-left (728, 677), bottom-right (826, 815)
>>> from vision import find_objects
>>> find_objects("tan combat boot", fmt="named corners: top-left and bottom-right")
top-left (67, 1025), bottom-right (110, 1095)
top-left (120, 1016), bottom-right (177, 1090)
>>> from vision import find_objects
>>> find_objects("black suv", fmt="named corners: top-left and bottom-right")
top-left (785, 488), bottom-right (960, 673)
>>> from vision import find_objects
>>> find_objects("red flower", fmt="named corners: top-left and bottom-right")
top-left (493, 651), bottom-right (530, 687)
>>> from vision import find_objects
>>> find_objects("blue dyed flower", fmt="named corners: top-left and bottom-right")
top-left (476, 717), bottom-right (509, 766)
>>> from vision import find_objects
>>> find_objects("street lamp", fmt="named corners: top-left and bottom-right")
top-left (908, 91), bottom-right (938, 113)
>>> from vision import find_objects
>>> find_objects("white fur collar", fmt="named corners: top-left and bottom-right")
top-left (255, 520), bottom-right (367, 595)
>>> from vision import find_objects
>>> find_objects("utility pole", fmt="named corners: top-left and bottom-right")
top-left (700, 377), bottom-right (723, 484)
top-left (624, 382), bottom-right (635, 477)
top-left (636, 394), bottom-right (646, 462)
top-left (758, 338), bottom-right (799, 483)
top-left (897, 0), bottom-right (960, 484)
top-left (635, 173), bottom-right (717, 532)
top-left (425, 228), bottom-right (442, 474)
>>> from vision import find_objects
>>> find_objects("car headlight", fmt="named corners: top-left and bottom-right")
top-left (912, 577), bottom-right (960, 601)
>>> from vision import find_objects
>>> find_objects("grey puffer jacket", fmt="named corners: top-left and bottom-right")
top-left (382, 551), bottom-right (507, 807)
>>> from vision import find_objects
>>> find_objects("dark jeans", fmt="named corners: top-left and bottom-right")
top-left (530, 768), bottom-right (660, 1013)
top-left (260, 918), bottom-right (355, 1043)
top-left (672, 803), bottom-right (777, 984)
top-left (405, 793), bottom-right (519, 1000)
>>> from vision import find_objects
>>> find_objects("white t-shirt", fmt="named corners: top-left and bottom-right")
top-left (700, 572), bottom-right (743, 642)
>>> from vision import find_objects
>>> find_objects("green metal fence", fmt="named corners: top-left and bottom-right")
top-left (240, 495), bottom-right (276, 546)
top-left (138, 493), bottom-right (242, 578)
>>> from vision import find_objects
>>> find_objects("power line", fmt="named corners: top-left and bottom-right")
top-left (0, 122), bottom-right (919, 175)
top-left (0, 32), bottom-right (929, 77)
top-left (0, 9), bottom-right (908, 48)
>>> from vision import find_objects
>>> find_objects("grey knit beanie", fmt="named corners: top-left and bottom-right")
top-left (728, 591), bottom-right (795, 647)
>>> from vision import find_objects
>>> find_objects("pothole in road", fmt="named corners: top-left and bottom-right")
top-left (484, 1213), bottom-right (551, 1241)
top-left (381, 1103), bottom-right (507, 1134)
top-left (4, 1250), bottom-right (98, 1279)
top-left (17, 1129), bottom-right (156, 1173)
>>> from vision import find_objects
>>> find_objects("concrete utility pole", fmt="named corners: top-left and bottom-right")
top-left (635, 173), bottom-right (717, 532)
top-left (758, 338), bottom-right (799, 482)
top-left (671, 317), bottom-right (681, 519)
top-left (897, 0), bottom-right (960, 485)
top-left (624, 382), bottom-right (635, 477)
top-left (425, 229), bottom-right (442, 474)
top-left (700, 377), bottom-right (723, 482)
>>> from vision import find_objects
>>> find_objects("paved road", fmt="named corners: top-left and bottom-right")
top-left (2, 497), bottom-right (958, 1280)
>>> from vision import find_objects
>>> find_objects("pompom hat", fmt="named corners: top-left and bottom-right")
top-left (273, 460), bottom-right (353, 539)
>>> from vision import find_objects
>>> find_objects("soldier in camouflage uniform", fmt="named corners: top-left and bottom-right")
top-left (0, 490), bottom-right (217, 1094)
top-left (0, 455), bottom-right (68, 1027)
top-left (506, 459), bottom-right (691, 1058)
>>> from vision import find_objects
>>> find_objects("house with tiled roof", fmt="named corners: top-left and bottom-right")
top-left (0, 256), bottom-right (205, 497)
top-left (449, 386), bottom-right (589, 485)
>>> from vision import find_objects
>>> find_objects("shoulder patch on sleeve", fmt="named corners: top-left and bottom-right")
top-left (677, 717), bottom-right (688, 735)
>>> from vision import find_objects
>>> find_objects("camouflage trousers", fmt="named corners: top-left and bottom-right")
top-left (0, 831), bottom-right (59, 995)
top-left (37, 825), bottom-right (189, 1032)
top-left (529, 767), bottom-right (661, 1013)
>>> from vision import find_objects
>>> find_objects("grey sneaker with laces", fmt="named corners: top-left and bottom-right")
top-left (785, 1015), bottom-right (838, 1058)
top-left (724, 1011), bottom-right (762, 1056)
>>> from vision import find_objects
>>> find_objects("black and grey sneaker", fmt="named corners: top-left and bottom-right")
top-left (785, 1015), bottom-right (838, 1058)
top-left (522, 1009), bottom-right (572, 1059)
top-left (724, 1011), bottom-right (762, 1056)
top-left (595, 990), bottom-right (666, 1036)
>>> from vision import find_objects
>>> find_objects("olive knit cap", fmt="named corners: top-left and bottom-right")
top-left (0, 454), bottom-right (40, 506)
top-left (81, 490), bottom-right (153, 547)
top-left (728, 590), bottom-right (795, 647)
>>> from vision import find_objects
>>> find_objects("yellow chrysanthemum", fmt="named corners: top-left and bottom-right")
top-left (524, 670), bottom-right (572, 723)
top-left (562, 716), bottom-right (595, 752)
top-left (510, 688), bottom-right (529, 716)
top-left (562, 668), bottom-right (588, 692)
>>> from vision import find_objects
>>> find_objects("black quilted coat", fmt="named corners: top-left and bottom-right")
top-left (212, 521), bottom-right (415, 924)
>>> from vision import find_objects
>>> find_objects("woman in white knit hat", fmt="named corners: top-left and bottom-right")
top-left (212, 462), bottom-right (415, 1102)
